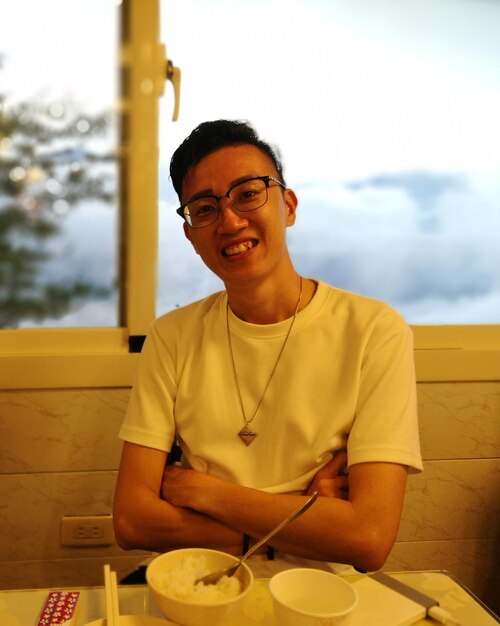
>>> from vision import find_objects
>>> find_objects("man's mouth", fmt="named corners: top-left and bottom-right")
top-left (223, 239), bottom-right (257, 257)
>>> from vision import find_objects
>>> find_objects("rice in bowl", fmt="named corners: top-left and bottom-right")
top-left (150, 554), bottom-right (241, 603)
top-left (146, 547), bottom-right (254, 626)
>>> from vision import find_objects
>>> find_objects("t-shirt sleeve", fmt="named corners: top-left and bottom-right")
top-left (347, 308), bottom-right (423, 473)
top-left (119, 321), bottom-right (177, 452)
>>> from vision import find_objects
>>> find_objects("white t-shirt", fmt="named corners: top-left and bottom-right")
top-left (120, 280), bottom-right (422, 492)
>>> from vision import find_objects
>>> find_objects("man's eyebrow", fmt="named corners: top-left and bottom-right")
top-left (230, 174), bottom-right (260, 187)
top-left (186, 175), bottom-right (261, 203)
top-left (187, 188), bottom-right (215, 202)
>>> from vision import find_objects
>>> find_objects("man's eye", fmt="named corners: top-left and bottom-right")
top-left (234, 183), bottom-right (265, 203)
top-left (191, 202), bottom-right (217, 217)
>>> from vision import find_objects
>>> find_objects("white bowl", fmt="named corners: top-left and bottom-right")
top-left (146, 548), bottom-right (253, 626)
top-left (269, 568), bottom-right (358, 626)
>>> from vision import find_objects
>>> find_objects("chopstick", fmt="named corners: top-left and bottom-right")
top-left (104, 564), bottom-right (120, 626)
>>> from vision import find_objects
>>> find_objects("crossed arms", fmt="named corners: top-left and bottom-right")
top-left (113, 442), bottom-right (408, 572)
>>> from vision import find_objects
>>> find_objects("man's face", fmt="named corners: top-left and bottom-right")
top-left (180, 144), bottom-right (298, 289)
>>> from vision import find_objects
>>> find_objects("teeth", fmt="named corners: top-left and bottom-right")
top-left (225, 241), bottom-right (254, 256)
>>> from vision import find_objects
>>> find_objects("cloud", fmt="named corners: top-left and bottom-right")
top-left (346, 171), bottom-right (465, 232)
top-left (156, 165), bottom-right (500, 324)
top-left (287, 171), bottom-right (500, 322)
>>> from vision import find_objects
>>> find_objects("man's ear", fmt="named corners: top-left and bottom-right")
top-left (183, 222), bottom-right (199, 254)
top-left (284, 188), bottom-right (298, 227)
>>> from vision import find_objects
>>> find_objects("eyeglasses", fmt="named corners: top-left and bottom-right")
top-left (176, 175), bottom-right (286, 228)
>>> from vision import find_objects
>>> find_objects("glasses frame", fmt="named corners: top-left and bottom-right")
top-left (175, 175), bottom-right (286, 228)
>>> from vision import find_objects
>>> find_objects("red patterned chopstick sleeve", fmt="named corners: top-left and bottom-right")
top-left (36, 591), bottom-right (80, 625)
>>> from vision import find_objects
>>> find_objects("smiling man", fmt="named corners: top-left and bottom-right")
top-left (113, 120), bottom-right (422, 576)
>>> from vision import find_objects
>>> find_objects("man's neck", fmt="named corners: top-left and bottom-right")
top-left (226, 276), bottom-right (316, 324)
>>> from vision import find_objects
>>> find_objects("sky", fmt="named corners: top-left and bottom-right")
top-left (1, 0), bottom-right (499, 326)
top-left (157, 0), bottom-right (500, 323)
top-left (0, 0), bottom-right (118, 112)
top-left (160, 0), bottom-right (500, 178)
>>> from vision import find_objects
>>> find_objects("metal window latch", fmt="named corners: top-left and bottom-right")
top-left (166, 55), bottom-right (181, 121)
top-left (156, 43), bottom-right (181, 121)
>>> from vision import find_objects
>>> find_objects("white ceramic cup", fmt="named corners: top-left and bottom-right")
top-left (269, 568), bottom-right (358, 626)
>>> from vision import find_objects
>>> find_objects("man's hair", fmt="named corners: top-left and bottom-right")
top-left (169, 119), bottom-right (285, 200)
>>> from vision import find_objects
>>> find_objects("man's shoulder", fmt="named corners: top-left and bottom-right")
top-left (317, 280), bottom-right (409, 329)
top-left (140, 292), bottom-right (224, 353)
top-left (154, 291), bottom-right (224, 327)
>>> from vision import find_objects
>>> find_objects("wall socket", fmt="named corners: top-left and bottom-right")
top-left (61, 515), bottom-right (114, 546)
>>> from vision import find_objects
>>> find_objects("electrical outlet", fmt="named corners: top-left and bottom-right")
top-left (61, 515), bottom-right (114, 546)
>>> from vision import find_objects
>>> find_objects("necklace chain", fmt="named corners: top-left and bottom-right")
top-left (226, 277), bottom-right (303, 445)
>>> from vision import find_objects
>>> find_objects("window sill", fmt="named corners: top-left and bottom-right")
top-left (0, 328), bottom-right (139, 389)
top-left (414, 348), bottom-right (500, 382)
top-left (413, 325), bottom-right (500, 382)
top-left (0, 352), bottom-right (140, 389)
top-left (1, 348), bottom-right (498, 390)
top-left (1, 327), bottom-right (499, 389)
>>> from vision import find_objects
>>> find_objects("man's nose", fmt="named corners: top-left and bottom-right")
top-left (217, 198), bottom-right (248, 231)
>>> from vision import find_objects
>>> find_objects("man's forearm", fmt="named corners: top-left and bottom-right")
top-left (184, 481), bottom-right (365, 563)
top-left (113, 442), bottom-right (243, 555)
top-left (162, 462), bottom-right (407, 571)
top-left (113, 486), bottom-right (243, 554)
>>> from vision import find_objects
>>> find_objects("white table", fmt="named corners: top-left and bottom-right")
top-left (0, 571), bottom-right (497, 625)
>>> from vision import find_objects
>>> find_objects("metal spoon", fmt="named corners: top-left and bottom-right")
top-left (195, 491), bottom-right (319, 585)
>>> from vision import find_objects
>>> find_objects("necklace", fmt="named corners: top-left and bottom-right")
top-left (226, 277), bottom-right (303, 446)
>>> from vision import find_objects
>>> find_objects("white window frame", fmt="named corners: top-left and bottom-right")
top-left (0, 0), bottom-right (163, 389)
top-left (1, 0), bottom-right (499, 389)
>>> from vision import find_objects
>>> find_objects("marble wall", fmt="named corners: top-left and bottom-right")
top-left (0, 389), bottom-right (151, 587)
top-left (0, 383), bottom-right (498, 613)
top-left (386, 382), bottom-right (500, 614)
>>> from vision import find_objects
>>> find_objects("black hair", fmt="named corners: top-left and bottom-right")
top-left (169, 119), bottom-right (285, 200)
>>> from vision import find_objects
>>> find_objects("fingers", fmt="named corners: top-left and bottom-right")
top-left (323, 450), bottom-right (348, 475)
top-left (305, 450), bottom-right (349, 499)
top-left (311, 450), bottom-right (348, 483)
top-left (306, 475), bottom-right (349, 499)
top-left (161, 464), bottom-right (185, 500)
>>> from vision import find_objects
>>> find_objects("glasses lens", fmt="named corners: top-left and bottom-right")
top-left (229, 178), bottom-right (267, 212)
top-left (186, 198), bottom-right (219, 228)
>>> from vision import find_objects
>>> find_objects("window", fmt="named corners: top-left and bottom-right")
top-left (1, 0), bottom-right (499, 387)
top-left (1, 0), bottom-right (120, 329)
top-left (1, 0), bottom-right (165, 387)
top-left (158, 0), bottom-right (500, 381)
top-left (159, 0), bottom-right (500, 326)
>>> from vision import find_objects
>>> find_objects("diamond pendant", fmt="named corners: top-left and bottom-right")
top-left (238, 427), bottom-right (257, 446)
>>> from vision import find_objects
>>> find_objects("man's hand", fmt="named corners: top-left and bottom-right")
top-left (306, 450), bottom-right (349, 499)
top-left (161, 464), bottom-right (217, 510)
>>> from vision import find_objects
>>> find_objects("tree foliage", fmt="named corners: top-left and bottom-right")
top-left (0, 55), bottom-right (116, 328)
